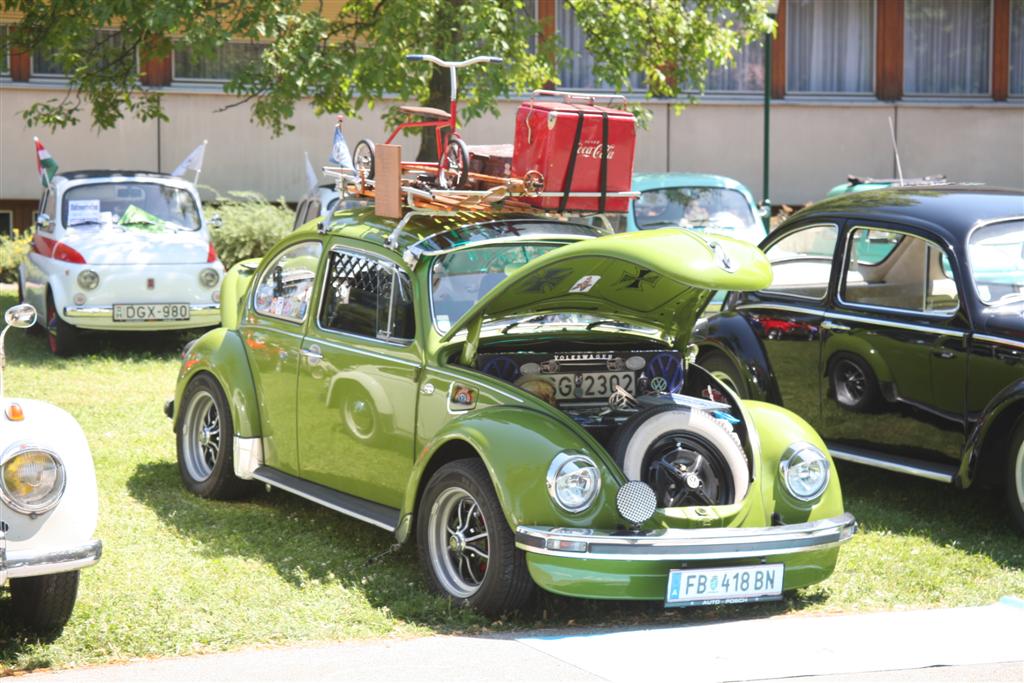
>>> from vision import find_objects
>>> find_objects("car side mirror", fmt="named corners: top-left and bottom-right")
top-left (4, 304), bottom-right (37, 329)
top-left (209, 213), bottom-right (223, 229)
top-left (36, 212), bottom-right (53, 231)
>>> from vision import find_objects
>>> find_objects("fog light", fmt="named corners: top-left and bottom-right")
top-left (199, 268), bottom-right (220, 288)
top-left (546, 452), bottom-right (600, 513)
top-left (72, 293), bottom-right (86, 305)
top-left (77, 269), bottom-right (100, 290)
top-left (212, 289), bottom-right (220, 303)
top-left (780, 443), bottom-right (830, 501)
top-left (616, 480), bottom-right (657, 525)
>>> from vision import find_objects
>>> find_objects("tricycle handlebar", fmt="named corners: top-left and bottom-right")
top-left (406, 54), bottom-right (503, 68)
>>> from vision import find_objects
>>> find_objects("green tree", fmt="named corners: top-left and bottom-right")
top-left (2, 0), bottom-right (774, 159)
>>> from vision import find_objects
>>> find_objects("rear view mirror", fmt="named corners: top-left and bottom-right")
top-left (36, 213), bottom-right (53, 231)
top-left (4, 304), bottom-right (37, 329)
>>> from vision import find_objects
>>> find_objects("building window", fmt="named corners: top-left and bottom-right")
top-left (0, 26), bottom-right (8, 74)
top-left (173, 42), bottom-right (266, 82)
top-left (705, 35), bottom-right (764, 92)
top-left (904, 0), bottom-right (992, 95)
top-left (556, 5), bottom-right (643, 90)
top-left (0, 211), bottom-right (13, 239)
top-left (787, 0), bottom-right (875, 93)
top-left (32, 29), bottom-right (128, 77)
top-left (1012, 0), bottom-right (1024, 96)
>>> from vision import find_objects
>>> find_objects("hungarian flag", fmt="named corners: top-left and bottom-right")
top-left (34, 137), bottom-right (58, 188)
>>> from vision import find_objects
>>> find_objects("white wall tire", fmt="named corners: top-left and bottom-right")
top-left (1006, 419), bottom-right (1024, 536)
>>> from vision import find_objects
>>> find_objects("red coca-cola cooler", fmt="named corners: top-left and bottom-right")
top-left (512, 91), bottom-right (636, 212)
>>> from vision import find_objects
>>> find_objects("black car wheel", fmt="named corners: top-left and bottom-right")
top-left (9, 570), bottom-right (79, 636)
top-left (177, 373), bottom-right (252, 499)
top-left (829, 353), bottom-right (880, 412)
top-left (417, 459), bottom-right (534, 615)
top-left (46, 290), bottom-right (79, 357)
top-left (1006, 419), bottom-right (1024, 536)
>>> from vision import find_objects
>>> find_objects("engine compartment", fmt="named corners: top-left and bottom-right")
top-left (474, 345), bottom-right (754, 507)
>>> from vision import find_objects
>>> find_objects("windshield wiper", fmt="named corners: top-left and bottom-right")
top-left (585, 319), bottom-right (632, 331)
top-left (67, 219), bottom-right (105, 229)
top-left (500, 315), bottom-right (549, 335)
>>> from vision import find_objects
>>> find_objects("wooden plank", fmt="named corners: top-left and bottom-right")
top-left (993, 0), bottom-right (1010, 101)
top-left (374, 144), bottom-right (403, 219)
top-left (876, 0), bottom-right (904, 101)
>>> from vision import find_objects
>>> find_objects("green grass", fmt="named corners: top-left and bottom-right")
top-left (1, 286), bottom-right (1022, 673)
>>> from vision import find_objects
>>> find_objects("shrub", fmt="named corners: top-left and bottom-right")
top-left (0, 232), bottom-right (33, 284)
top-left (208, 192), bottom-right (293, 270)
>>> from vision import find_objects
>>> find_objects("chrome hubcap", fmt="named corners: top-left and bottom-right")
top-left (182, 390), bottom-right (221, 482)
top-left (428, 486), bottom-right (490, 598)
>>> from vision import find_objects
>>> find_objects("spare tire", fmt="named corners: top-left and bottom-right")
top-left (609, 405), bottom-right (749, 507)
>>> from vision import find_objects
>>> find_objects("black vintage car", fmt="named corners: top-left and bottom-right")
top-left (694, 186), bottom-right (1024, 531)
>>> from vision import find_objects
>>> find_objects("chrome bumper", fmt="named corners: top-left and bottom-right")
top-left (515, 512), bottom-right (856, 562)
top-left (64, 304), bottom-right (219, 320)
top-left (0, 540), bottom-right (103, 583)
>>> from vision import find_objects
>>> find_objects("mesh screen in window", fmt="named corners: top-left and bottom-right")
top-left (253, 241), bottom-right (323, 323)
top-left (762, 224), bottom-right (838, 299)
top-left (842, 228), bottom-right (958, 314)
top-left (319, 251), bottom-right (414, 341)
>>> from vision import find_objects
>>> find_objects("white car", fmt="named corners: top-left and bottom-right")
top-left (0, 304), bottom-right (102, 634)
top-left (20, 171), bottom-right (225, 356)
top-left (291, 183), bottom-right (371, 231)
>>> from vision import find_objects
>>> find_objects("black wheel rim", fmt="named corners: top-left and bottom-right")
top-left (835, 359), bottom-right (866, 406)
top-left (643, 431), bottom-right (733, 507)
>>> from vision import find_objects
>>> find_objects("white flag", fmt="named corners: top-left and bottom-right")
top-left (172, 140), bottom-right (207, 177)
top-left (304, 151), bottom-right (319, 191)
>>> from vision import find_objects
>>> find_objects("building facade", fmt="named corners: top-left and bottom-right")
top-left (1, 0), bottom-right (1022, 232)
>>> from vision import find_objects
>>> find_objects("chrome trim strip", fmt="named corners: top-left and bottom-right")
top-left (735, 302), bottom-right (967, 338)
top-left (829, 449), bottom-right (954, 483)
top-left (1, 540), bottom-right (103, 582)
top-left (515, 512), bottom-right (856, 562)
top-left (308, 335), bottom-right (421, 368)
top-left (64, 303), bottom-right (219, 318)
top-left (250, 471), bottom-right (396, 532)
top-left (973, 334), bottom-right (1024, 351)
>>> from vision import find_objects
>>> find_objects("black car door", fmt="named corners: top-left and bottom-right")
top-left (819, 222), bottom-right (968, 479)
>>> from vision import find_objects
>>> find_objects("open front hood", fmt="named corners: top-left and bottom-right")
top-left (440, 228), bottom-right (771, 346)
top-left (60, 229), bottom-right (213, 265)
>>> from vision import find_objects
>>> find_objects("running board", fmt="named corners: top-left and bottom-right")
top-left (252, 466), bottom-right (400, 532)
top-left (828, 447), bottom-right (956, 484)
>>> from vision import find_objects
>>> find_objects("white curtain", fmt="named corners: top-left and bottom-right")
top-left (705, 37), bottom-right (765, 92)
top-left (556, 4), bottom-right (644, 90)
top-left (904, 0), bottom-right (991, 94)
top-left (787, 0), bottom-right (874, 93)
top-left (1012, 0), bottom-right (1024, 96)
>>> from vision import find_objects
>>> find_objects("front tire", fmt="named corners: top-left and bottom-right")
top-left (1006, 420), bottom-right (1024, 536)
top-left (416, 459), bottom-right (534, 615)
top-left (9, 571), bottom-right (79, 636)
top-left (46, 290), bottom-right (80, 356)
top-left (352, 139), bottom-right (376, 180)
top-left (177, 373), bottom-right (251, 499)
top-left (438, 137), bottom-right (470, 190)
top-left (829, 353), bottom-right (880, 412)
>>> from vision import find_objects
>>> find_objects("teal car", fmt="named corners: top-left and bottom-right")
top-left (165, 208), bottom-right (855, 615)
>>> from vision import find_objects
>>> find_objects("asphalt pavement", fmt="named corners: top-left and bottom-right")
top-left (23, 599), bottom-right (1024, 682)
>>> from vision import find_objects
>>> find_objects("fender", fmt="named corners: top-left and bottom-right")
top-left (397, 405), bottom-right (626, 542)
top-left (743, 401), bottom-right (845, 525)
top-left (822, 334), bottom-right (895, 397)
top-left (219, 258), bottom-right (261, 330)
top-left (694, 311), bottom-right (780, 403)
top-left (45, 272), bottom-right (73, 324)
top-left (172, 327), bottom-right (262, 437)
top-left (959, 378), bottom-right (1024, 488)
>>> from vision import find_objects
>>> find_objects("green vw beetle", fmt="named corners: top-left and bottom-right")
top-left (165, 208), bottom-right (856, 614)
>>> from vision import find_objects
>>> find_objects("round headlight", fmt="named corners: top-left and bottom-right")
top-left (780, 443), bottom-right (830, 502)
top-left (547, 452), bottom-right (601, 513)
top-left (77, 269), bottom-right (100, 290)
top-left (200, 268), bottom-right (220, 288)
top-left (0, 445), bottom-right (66, 515)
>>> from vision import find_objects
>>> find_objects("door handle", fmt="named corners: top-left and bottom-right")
top-left (820, 320), bottom-right (851, 332)
top-left (300, 345), bottom-right (323, 364)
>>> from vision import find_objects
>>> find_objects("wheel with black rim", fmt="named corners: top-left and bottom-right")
top-left (9, 570), bottom-right (79, 636)
top-left (417, 459), bottom-right (534, 615)
top-left (767, 328), bottom-right (782, 340)
top-left (45, 290), bottom-right (79, 357)
top-left (438, 137), bottom-right (470, 190)
top-left (829, 353), bottom-right (879, 412)
top-left (610, 405), bottom-right (749, 507)
top-left (176, 373), bottom-right (251, 499)
top-left (352, 139), bottom-right (376, 180)
top-left (1005, 419), bottom-right (1024, 536)
top-left (698, 350), bottom-right (748, 399)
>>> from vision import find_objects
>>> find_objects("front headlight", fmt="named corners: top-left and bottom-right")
top-left (200, 268), bottom-right (220, 288)
top-left (77, 269), bottom-right (100, 290)
top-left (780, 442), bottom-right (830, 502)
top-left (546, 452), bottom-right (601, 513)
top-left (0, 445), bottom-right (66, 515)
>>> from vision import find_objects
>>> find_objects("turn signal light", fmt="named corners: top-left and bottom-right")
top-left (5, 403), bottom-right (25, 421)
top-left (207, 242), bottom-right (218, 263)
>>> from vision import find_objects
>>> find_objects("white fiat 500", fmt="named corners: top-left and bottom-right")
top-left (20, 171), bottom-right (225, 356)
top-left (0, 304), bottom-right (102, 634)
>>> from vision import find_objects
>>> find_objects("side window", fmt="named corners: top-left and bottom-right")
top-left (253, 241), bottom-right (323, 323)
top-left (304, 200), bottom-right (322, 224)
top-left (319, 250), bottom-right (415, 342)
top-left (761, 224), bottom-right (838, 300)
top-left (291, 200), bottom-right (307, 230)
top-left (842, 227), bottom-right (958, 315)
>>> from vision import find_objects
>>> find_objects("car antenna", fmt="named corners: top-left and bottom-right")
top-left (888, 116), bottom-right (904, 187)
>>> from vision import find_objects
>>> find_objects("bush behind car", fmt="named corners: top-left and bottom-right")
top-left (207, 192), bottom-right (292, 269)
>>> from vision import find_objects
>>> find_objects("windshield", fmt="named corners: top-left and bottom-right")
top-left (634, 187), bottom-right (763, 243)
top-left (431, 242), bottom-right (564, 332)
top-left (968, 220), bottom-right (1024, 306)
top-left (62, 181), bottom-right (201, 231)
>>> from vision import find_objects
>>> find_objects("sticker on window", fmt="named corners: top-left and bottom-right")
top-left (569, 275), bottom-right (601, 293)
top-left (67, 200), bottom-right (101, 226)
